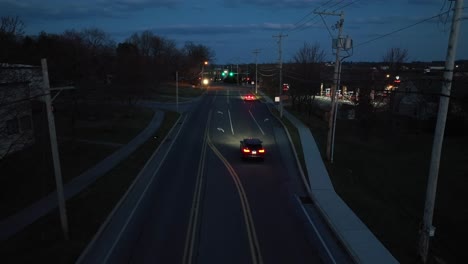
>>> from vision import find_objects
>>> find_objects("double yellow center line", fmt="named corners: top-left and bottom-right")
top-left (182, 111), bottom-right (211, 264)
top-left (182, 110), bottom-right (263, 264)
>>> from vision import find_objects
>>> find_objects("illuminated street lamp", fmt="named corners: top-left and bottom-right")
top-left (201, 61), bottom-right (209, 82)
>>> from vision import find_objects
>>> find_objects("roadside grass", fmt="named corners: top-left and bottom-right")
top-left (267, 105), bottom-right (308, 181)
top-left (0, 104), bottom-right (154, 219)
top-left (0, 142), bottom-right (117, 219)
top-left (0, 111), bottom-right (180, 263)
top-left (147, 82), bottom-right (206, 101)
top-left (58, 103), bottom-right (154, 144)
top-left (284, 105), bottom-right (467, 263)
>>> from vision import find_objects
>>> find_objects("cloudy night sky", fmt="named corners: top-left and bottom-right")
top-left (1, 0), bottom-right (467, 64)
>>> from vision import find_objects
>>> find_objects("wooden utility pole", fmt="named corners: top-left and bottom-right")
top-left (314, 10), bottom-right (344, 163)
top-left (253, 49), bottom-right (260, 94)
top-left (273, 33), bottom-right (287, 118)
top-left (41, 58), bottom-right (69, 240)
top-left (419, 0), bottom-right (464, 262)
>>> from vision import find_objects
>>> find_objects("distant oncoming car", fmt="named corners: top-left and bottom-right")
top-left (243, 94), bottom-right (256, 101)
top-left (240, 138), bottom-right (265, 161)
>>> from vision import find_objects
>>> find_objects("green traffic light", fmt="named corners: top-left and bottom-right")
top-left (229, 72), bottom-right (234, 76)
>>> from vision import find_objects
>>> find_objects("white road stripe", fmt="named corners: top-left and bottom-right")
top-left (228, 109), bottom-right (235, 135)
top-left (249, 110), bottom-right (265, 136)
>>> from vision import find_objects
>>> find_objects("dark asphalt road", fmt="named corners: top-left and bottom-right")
top-left (128, 85), bottom-right (324, 264)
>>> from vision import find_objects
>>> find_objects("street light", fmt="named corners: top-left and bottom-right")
top-left (201, 61), bottom-right (209, 84)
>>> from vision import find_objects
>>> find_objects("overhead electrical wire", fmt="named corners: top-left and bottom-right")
top-left (287, 0), bottom-right (359, 34)
top-left (263, 1), bottom-right (361, 63)
top-left (331, 0), bottom-right (360, 13)
top-left (355, 9), bottom-right (452, 48)
top-left (290, 0), bottom-right (334, 28)
top-left (286, 0), bottom-right (338, 33)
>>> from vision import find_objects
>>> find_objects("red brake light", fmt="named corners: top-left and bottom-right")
top-left (243, 148), bottom-right (251, 153)
top-left (258, 149), bottom-right (265, 153)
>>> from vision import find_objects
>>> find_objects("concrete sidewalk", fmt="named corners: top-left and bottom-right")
top-left (261, 93), bottom-right (398, 263)
top-left (0, 110), bottom-right (165, 241)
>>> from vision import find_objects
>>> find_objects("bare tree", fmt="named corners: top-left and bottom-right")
top-left (0, 16), bottom-right (26, 62)
top-left (81, 27), bottom-right (115, 51)
top-left (0, 16), bottom-right (25, 36)
top-left (289, 42), bottom-right (326, 114)
top-left (293, 42), bottom-right (326, 65)
top-left (182, 41), bottom-right (215, 78)
top-left (382, 47), bottom-right (409, 73)
top-left (127, 30), bottom-right (154, 57)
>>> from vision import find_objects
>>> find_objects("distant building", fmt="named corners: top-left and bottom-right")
top-left (392, 80), bottom-right (437, 120)
top-left (0, 64), bottom-right (43, 159)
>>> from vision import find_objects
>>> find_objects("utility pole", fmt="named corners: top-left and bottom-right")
top-left (176, 71), bottom-right (179, 112)
top-left (419, 0), bottom-right (464, 262)
top-left (237, 63), bottom-right (239, 85)
top-left (41, 58), bottom-right (70, 240)
top-left (273, 33), bottom-right (287, 118)
top-left (253, 49), bottom-right (261, 94)
top-left (315, 10), bottom-right (344, 162)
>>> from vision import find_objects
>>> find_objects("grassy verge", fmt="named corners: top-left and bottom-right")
top-left (147, 82), bottom-right (206, 101)
top-left (0, 105), bottom-right (154, 219)
top-left (58, 103), bottom-right (155, 144)
top-left (0, 111), bottom-right (180, 263)
top-left (259, 85), bottom-right (467, 262)
top-left (267, 105), bottom-right (308, 180)
top-left (283, 104), bottom-right (467, 263)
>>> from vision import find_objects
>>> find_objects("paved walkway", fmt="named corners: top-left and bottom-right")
top-left (261, 92), bottom-right (398, 264)
top-left (0, 111), bottom-right (165, 241)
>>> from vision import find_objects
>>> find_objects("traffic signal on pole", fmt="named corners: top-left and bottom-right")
top-left (222, 72), bottom-right (226, 77)
top-left (229, 72), bottom-right (234, 77)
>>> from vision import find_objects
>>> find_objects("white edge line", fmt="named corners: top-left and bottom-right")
top-left (228, 109), bottom-right (235, 135)
top-left (249, 110), bottom-right (265, 136)
top-left (76, 113), bottom-right (187, 263)
top-left (103, 114), bottom-right (187, 262)
top-left (295, 195), bottom-right (337, 264)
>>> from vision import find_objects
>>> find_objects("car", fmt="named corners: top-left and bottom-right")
top-left (243, 94), bottom-right (256, 101)
top-left (240, 138), bottom-right (265, 161)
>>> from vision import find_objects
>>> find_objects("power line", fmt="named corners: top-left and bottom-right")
top-left (288, 0), bottom-right (359, 34)
top-left (331, 0), bottom-right (360, 12)
top-left (319, 14), bottom-right (334, 39)
top-left (355, 10), bottom-right (452, 48)
top-left (0, 92), bottom-right (49, 108)
top-left (286, 0), bottom-right (339, 33)
top-left (327, 0), bottom-right (346, 11)
top-left (291, 0), bottom-right (334, 28)
top-left (258, 71), bottom-right (277, 77)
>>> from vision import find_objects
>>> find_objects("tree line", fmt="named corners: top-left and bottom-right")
top-left (0, 16), bottom-right (214, 96)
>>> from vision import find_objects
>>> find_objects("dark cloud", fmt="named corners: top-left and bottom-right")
top-left (222, 0), bottom-right (323, 9)
top-left (0, 0), bottom-right (181, 21)
top-left (350, 13), bottom-right (445, 27)
top-left (408, 0), bottom-right (440, 6)
top-left (147, 22), bottom-right (294, 36)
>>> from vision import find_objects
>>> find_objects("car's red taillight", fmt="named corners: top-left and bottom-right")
top-left (258, 149), bottom-right (265, 153)
top-left (243, 148), bottom-right (251, 153)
